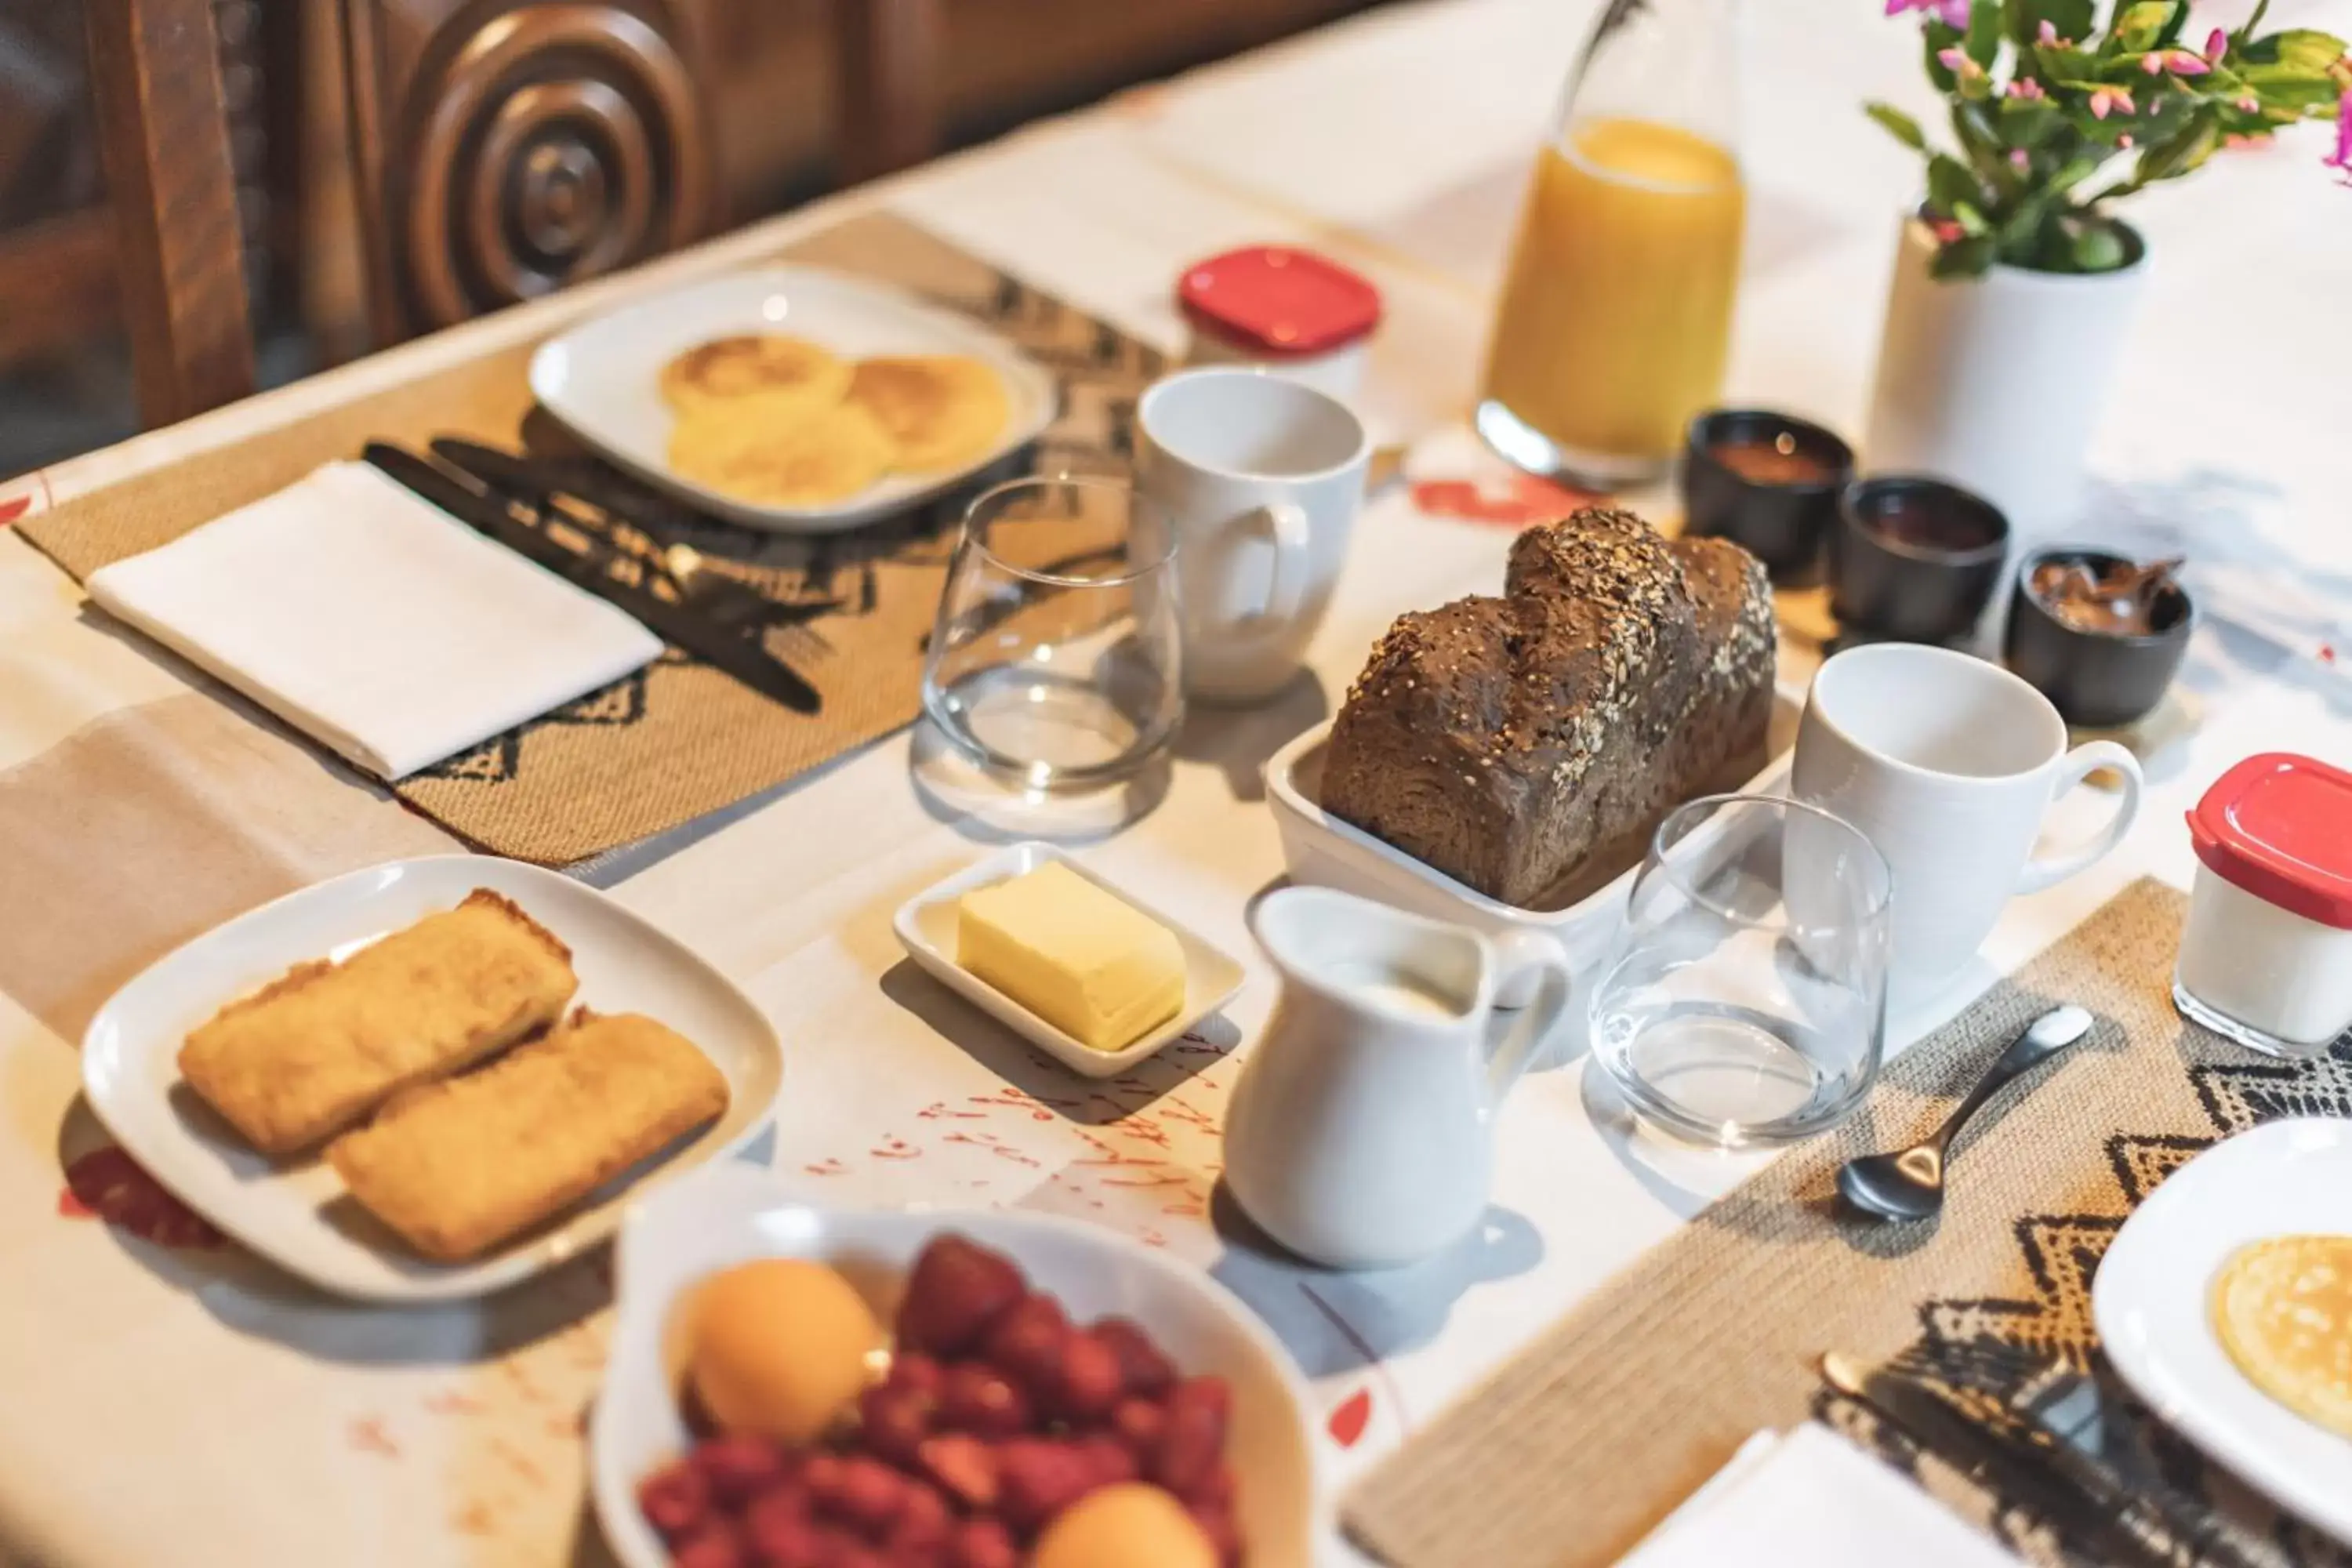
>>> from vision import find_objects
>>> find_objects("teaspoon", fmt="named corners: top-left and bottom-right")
top-left (1837, 1005), bottom-right (2095, 1222)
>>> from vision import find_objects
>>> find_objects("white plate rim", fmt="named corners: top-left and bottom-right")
top-left (890, 841), bottom-right (1247, 1080)
top-left (528, 266), bottom-right (1059, 535)
top-left (78, 854), bottom-right (786, 1302)
top-left (2092, 1116), bottom-right (2352, 1544)
top-left (588, 1164), bottom-right (1329, 1568)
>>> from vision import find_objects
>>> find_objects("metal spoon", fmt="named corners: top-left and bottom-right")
top-left (1837, 1005), bottom-right (2095, 1221)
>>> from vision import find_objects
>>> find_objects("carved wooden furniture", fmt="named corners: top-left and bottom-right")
top-left (339, 0), bottom-right (722, 342)
top-left (837, 0), bottom-right (946, 186)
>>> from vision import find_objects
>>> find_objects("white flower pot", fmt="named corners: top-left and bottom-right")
top-left (1863, 218), bottom-right (2149, 539)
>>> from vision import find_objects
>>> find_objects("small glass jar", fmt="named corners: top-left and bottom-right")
top-left (1178, 245), bottom-right (1380, 405)
top-left (2173, 753), bottom-right (2352, 1058)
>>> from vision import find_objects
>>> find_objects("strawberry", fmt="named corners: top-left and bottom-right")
top-left (743, 1493), bottom-right (824, 1568)
top-left (993, 1437), bottom-right (1098, 1533)
top-left (886, 1352), bottom-right (947, 1402)
top-left (977, 1294), bottom-right (1069, 1395)
top-left (1047, 1330), bottom-right (1123, 1423)
top-left (808, 1525), bottom-right (886, 1568)
top-left (1091, 1316), bottom-right (1175, 1399)
top-left (884, 1480), bottom-right (953, 1554)
top-left (637, 1460), bottom-right (712, 1541)
top-left (937, 1363), bottom-right (1033, 1437)
top-left (672, 1521), bottom-right (749, 1568)
top-left (691, 1434), bottom-right (792, 1505)
top-left (827, 1455), bottom-right (908, 1536)
top-left (858, 1385), bottom-right (934, 1468)
top-left (942, 1518), bottom-right (1019, 1568)
top-left (897, 1237), bottom-right (1025, 1356)
top-left (1109, 1397), bottom-right (1166, 1458)
top-left (1071, 1433), bottom-right (1138, 1488)
top-left (1189, 1498), bottom-right (1244, 1567)
top-left (1151, 1377), bottom-right (1231, 1500)
top-left (914, 1433), bottom-right (1000, 1512)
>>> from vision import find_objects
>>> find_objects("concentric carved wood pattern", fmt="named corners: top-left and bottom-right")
top-left (348, 0), bottom-right (715, 335)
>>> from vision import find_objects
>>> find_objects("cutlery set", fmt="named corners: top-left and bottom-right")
top-left (363, 441), bottom-right (833, 715)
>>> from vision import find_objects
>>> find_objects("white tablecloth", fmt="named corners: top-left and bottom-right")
top-left (1, 2), bottom-right (2347, 1563)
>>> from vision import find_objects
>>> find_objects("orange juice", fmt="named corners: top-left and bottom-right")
top-left (1483, 118), bottom-right (1744, 470)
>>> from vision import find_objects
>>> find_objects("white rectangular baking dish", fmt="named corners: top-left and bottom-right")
top-left (1263, 687), bottom-right (1804, 1011)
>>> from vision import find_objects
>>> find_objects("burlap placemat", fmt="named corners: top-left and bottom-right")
top-left (1345, 877), bottom-right (2352, 1568)
top-left (17, 213), bottom-right (1167, 864)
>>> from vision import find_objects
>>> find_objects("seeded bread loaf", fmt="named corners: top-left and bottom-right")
top-left (1320, 508), bottom-right (1774, 907)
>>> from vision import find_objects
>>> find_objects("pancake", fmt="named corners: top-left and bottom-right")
top-left (659, 334), bottom-right (851, 416)
top-left (2212, 1234), bottom-right (2352, 1439)
top-left (669, 400), bottom-right (896, 508)
top-left (846, 354), bottom-right (1011, 473)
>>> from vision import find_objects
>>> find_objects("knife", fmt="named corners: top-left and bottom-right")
top-left (1820, 1352), bottom-right (2173, 1568)
top-left (362, 443), bottom-right (821, 715)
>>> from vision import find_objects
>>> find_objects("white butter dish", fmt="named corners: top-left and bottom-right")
top-left (1263, 687), bottom-right (1804, 1001)
top-left (891, 842), bottom-right (1247, 1079)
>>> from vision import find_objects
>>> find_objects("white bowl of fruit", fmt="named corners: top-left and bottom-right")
top-left (591, 1163), bottom-right (1324, 1568)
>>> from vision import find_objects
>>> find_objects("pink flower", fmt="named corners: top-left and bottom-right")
top-left (2223, 130), bottom-right (2272, 149)
top-left (2038, 19), bottom-right (2059, 42)
top-left (1887, 0), bottom-right (1972, 26)
top-left (1937, 45), bottom-right (1984, 78)
top-left (2009, 147), bottom-right (2031, 169)
top-left (2118, 132), bottom-right (2136, 148)
top-left (2237, 95), bottom-right (2260, 112)
top-left (2204, 27), bottom-right (2229, 64)
top-left (2007, 77), bottom-right (2047, 100)
top-left (2142, 48), bottom-right (2210, 76)
top-left (2089, 85), bottom-right (2136, 118)
top-left (2328, 86), bottom-right (2352, 181)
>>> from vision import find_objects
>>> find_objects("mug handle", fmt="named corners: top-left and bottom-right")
top-left (2015, 740), bottom-right (2144, 895)
top-left (1216, 502), bottom-right (1312, 642)
top-left (1483, 929), bottom-right (1574, 1104)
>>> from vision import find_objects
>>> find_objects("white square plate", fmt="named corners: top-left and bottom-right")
top-left (528, 267), bottom-right (1058, 535)
top-left (891, 842), bottom-right (1247, 1080)
top-left (2093, 1117), bottom-right (2352, 1544)
top-left (81, 855), bottom-right (786, 1302)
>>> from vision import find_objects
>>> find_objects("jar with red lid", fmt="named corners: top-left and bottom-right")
top-left (2173, 752), bottom-right (2352, 1057)
top-left (1178, 245), bottom-right (1381, 403)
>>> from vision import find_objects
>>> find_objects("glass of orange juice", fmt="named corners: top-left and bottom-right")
top-left (1479, 0), bottom-right (1745, 487)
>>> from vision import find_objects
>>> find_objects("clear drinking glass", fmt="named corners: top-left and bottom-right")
top-left (1591, 793), bottom-right (1893, 1146)
top-left (1478, 0), bottom-right (1746, 487)
top-left (921, 477), bottom-right (1185, 789)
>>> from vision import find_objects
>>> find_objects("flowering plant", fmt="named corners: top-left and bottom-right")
top-left (1870, 0), bottom-right (2351, 276)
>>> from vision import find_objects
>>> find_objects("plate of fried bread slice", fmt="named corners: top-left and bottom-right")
top-left (81, 855), bottom-right (784, 1301)
top-left (529, 267), bottom-right (1058, 534)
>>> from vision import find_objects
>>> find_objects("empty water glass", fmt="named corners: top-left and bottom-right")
top-left (921, 477), bottom-right (1185, 789)
top-left (1590, 793), bottom-right (1893, 1146)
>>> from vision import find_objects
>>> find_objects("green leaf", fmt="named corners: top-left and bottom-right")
top-left (1952, 200), bottom-right (1993, 236)
top-left (2239, 28), bottom-right (2347, 71)
top-left (2113, 2), bottom-right (2172, 52)
top-left (1997, 95), bottom-right (2063, 143)
top-left (2069, 222), bottom-right (2129, 270)
top-left (1926, 152), bottom-right (1984, 212)
top-left (1952, 101), bottom-right (2003, 162)
top-left (1965, 0), bottom-right (2004, 67)
top-left (1866, 102), bottom-right (1929, 151)
top-left (2153, 0), bottom-right (2191, 49)
top-left (2237, 70), bottom-right (2345, 109)
top-left (2004, 0), bottom-right (2094, 47)
top-left (2134, 107), bottom-right (2223, 182)
top-left (1929, 234), bottom-right (1999, 278)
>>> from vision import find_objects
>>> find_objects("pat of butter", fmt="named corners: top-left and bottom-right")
top-left (956, 862), bottom-right (1185, 1051)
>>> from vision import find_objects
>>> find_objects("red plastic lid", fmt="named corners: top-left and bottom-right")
top-left (2187, 753), bottom-right (2352, 930)
top-left (1178, 245), bottom-right (1381, 358)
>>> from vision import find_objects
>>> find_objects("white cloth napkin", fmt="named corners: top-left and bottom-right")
top-left (88, 460), bottom-right (662, 781)
top-left (1617, 1423), bottom-right (2022, 1568)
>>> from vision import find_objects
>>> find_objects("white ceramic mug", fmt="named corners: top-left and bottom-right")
top-left (1134, 368), bottom-right (1370, 705)
top-left (1791, 643), bottom-right (2143, 996)
top-left (1224, 887), bottom-right (1572, 1270)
